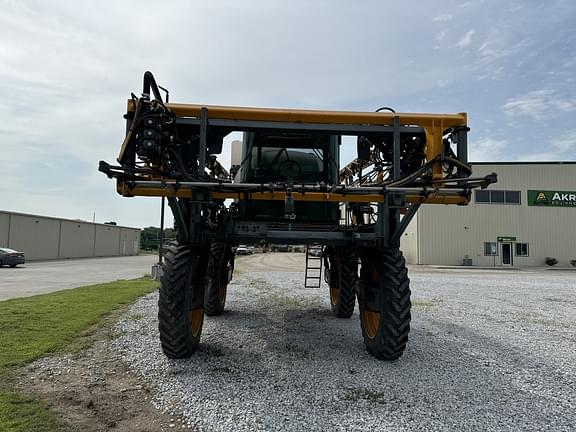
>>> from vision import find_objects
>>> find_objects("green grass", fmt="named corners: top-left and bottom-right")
top-left (0, 278), bottom-right (158, 432)
top-left (412, 299), bottom-right (437, 309)
top-left (0, 393), bottom-right (64, 432)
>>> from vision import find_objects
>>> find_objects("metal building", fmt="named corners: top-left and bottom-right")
top-left (0, 210), bottom-right (141, 261)
top-left (401, 162), bottom-right (576, 267)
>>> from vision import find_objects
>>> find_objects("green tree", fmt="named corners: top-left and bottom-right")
top-left (140, 227), bottom-right (177, 251)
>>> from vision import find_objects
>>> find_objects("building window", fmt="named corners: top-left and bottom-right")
top-left (475, 190), bottom-right (521, 205)
top-left (505, 191), bottom-right (521, 204)
top-left (515, 243), bottom-right (529, 257)
top-left (484, 242), bottom-right (498, 256)
top-left (476, 190), bottom-right (490, 203)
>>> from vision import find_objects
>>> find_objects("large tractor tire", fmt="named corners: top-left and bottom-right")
top-left (325, 247), bottom-right (358, 318)
top-left (357, 247), bottom-right (411, 361)
top-left (204, 242), bottom-right (234, 316)
top-left (158, 241), bottom-right (210, 359)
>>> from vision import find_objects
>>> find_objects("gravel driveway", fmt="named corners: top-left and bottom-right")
top-left (111, 264), bottom-right (576, 431)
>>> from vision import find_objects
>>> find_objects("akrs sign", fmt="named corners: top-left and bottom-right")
top-left (528, 190), bottom-right (576, 207)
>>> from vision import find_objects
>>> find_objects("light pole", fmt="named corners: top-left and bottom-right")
top-left (159, 197), bottom-right (165, 265)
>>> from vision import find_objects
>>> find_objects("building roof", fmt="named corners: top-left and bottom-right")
top-left (0, 209), bottom-right (140, 231)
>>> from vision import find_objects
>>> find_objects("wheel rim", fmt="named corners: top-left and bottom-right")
top-left (361, 258), bottom-right (380, 339)
top-left (188, 309), bottom-right (204, 337)
top-left (330, 286), bottom-right (339, 305)
top-left (328, 255), bottom-right (338, 306)
top-left (361, 309), bottom-right (380, 339)
top-left (219, 285), bottom-right (227, 303)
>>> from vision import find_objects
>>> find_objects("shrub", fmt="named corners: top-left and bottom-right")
top-left (545, 257), bottom-right (558, 266)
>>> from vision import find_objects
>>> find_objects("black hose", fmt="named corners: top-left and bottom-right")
top-left (143, 71), bottom-right (164, 102)
top-left (376, 106), bottom-right (396, 113)
top-left (168, 147), bottom-right (224, 183)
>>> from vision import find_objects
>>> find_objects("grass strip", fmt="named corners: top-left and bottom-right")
top-left (0, 392), bottom-right (63, 432)
top-left (0, 278), bottom-right (158, 431)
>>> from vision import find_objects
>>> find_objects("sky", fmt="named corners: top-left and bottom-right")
top-left (1, 0), bottom-right (575, 228)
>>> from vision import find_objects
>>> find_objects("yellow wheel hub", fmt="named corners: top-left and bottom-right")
top-left (361, 309), bottom-right (380, 339)
top-left (330, 286), bottom-right (339, 305)
top-left (188, 308), bottom-right (204, 337)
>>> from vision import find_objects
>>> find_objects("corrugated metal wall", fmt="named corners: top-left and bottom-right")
top-left (403, 163), bottom-right (576, 267)
top-left (60, 220), bottom-right (95, 258)
top-left (0, 213), bottom-right (10, 246)
top-left (0, 211), bottom-right (141, 261)
top-left (95, 225), bottom-right (121, 256)
top-left (8, 214), bottom-right (60, 259)
top-left (400, 213), bottom-right (419, 265)
top-left (119, 228), bottom-right (140, 256)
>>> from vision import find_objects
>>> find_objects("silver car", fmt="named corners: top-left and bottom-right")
top-left (235, 245), bottom-right (253, 255)
top-left (0, 248), bottom-right (25, 267)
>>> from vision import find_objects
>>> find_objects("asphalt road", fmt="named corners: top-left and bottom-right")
top-left (0, 255), bottom-right (158, 301)
top-left (0, 252), bottom-right (301, 303)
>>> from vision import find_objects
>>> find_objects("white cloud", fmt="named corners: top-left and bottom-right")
top-left (456, 30), bottom-right (476, 48)
top-left (466, 28), bottom-right (531, 81)
top-left (477, 40), bottom-right (511, 64)
top-left (468, 138), bottom-right (508, 162)
top-left (432, 14), bottom-right (453, 22)
top-left (517, 130), bottom-right (576, 161)
top-left (502, 90), bottom-right (576, 120)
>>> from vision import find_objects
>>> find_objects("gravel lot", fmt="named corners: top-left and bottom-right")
top-left (110, 261), bottom-right (576, 431)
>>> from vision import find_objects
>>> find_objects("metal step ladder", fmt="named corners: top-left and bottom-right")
top-left (304, 245), bottom-right (323, 288)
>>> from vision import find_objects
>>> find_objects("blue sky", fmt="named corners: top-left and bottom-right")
top-left (1, 0), bottom-right (575, 228)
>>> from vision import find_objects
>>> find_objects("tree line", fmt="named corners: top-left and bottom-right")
top-left (140, 226), bottom-right (177, 251)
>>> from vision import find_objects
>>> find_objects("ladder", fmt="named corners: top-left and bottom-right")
top-left (304, 245), bottom-right (323, 288)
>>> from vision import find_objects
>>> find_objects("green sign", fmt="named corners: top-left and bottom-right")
top-left (497, 236), bottom-right (516, 242)
top-left (528, 190), bottom-right (576, 207)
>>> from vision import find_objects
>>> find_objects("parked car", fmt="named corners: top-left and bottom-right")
top-left (271, 244), bottom-right (289, 252)
top-left (235, 245), bottom-right (253, 255)
top-left (0, 248), bottom-right (25, 267)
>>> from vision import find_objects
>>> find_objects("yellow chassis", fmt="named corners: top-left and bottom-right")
top-left (117, 101), bottom-right (470, 205)
top-left (117, 181), bottom-right (469, 205)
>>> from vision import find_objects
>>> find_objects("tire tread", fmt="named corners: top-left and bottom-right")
top-left (360, 248), bottom-right (411, 361)
top-left (158, 242), bottom-right (201, 359)
top-left (330, 248), bottom-right (358, 318)
top-left (204, 243), bottom-right (229, 316)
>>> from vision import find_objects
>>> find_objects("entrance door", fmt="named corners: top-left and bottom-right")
top-left (501, 243), bottom-right (513, 266)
